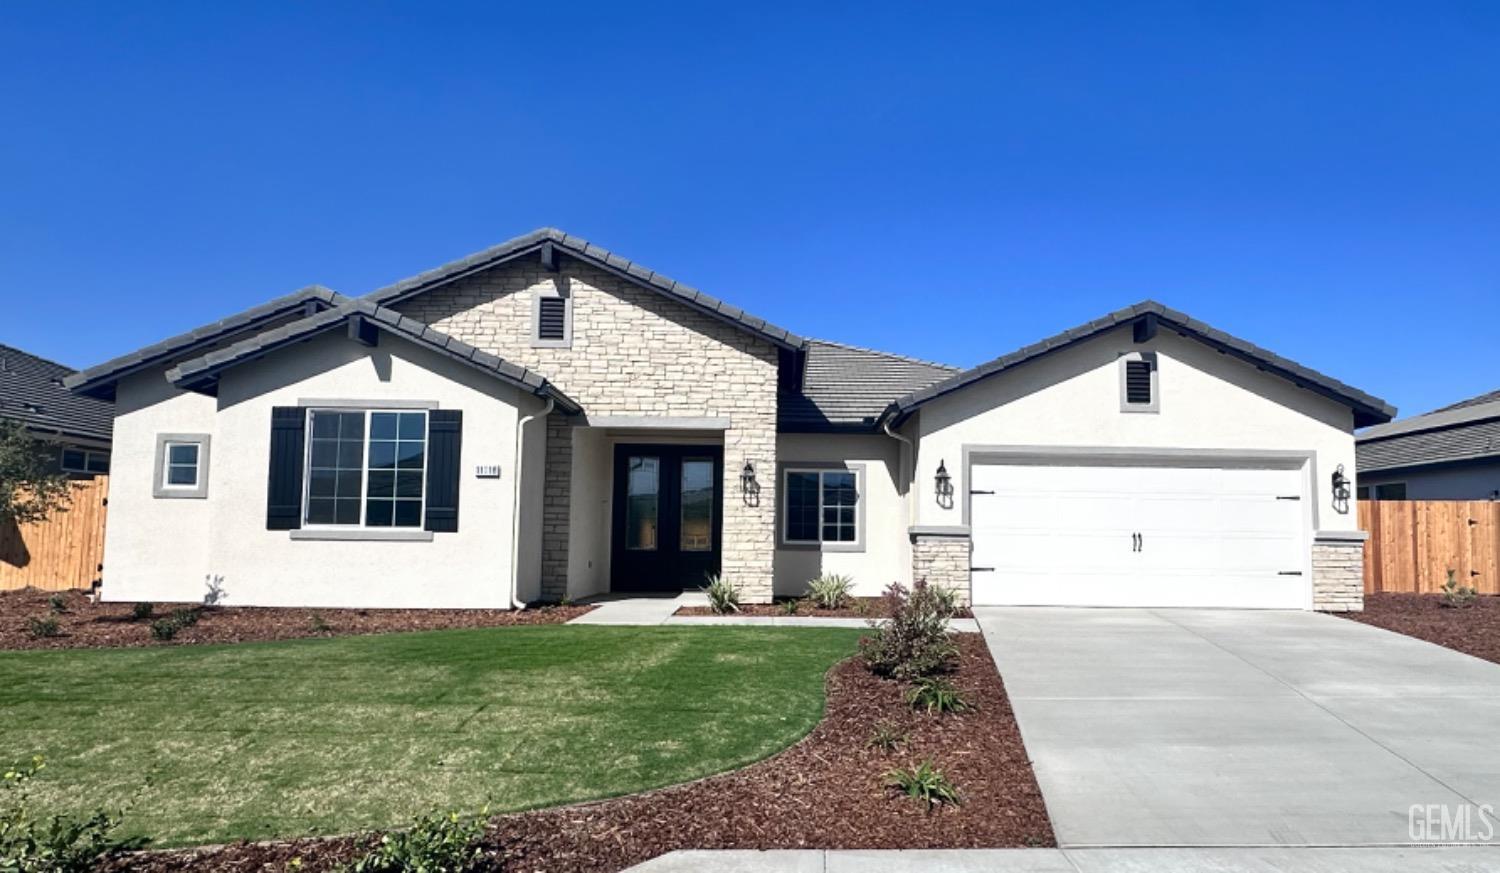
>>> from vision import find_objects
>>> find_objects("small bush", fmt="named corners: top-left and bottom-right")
top-left (859, 580), bottom-right (958, 681)
top-left (884, 760), bottom-right (961, 810)
top-left (1440, 569), bottom-right (1477, 608)
top-left (806, 573), bottom-right (854, 610)
top-left (341, 809), bottom-right (488, 873)
top-left (701, 573), bottom-right (741, 615)
top-left (309, 612), bottom-right (331, 633)
top-left (779, 598), bottom-right (800, 616)
top-left (0, 755), bottom-right (139, 872)
top-left (867, 721), bottom-right (906, 752)
top-left (906, 677), bottom-right (971, 716)
top-left (47, 594), bottom-right (67, 614)
top-left (149, 618), bottom-right (180, 641)
top-left (25, 617), bottom-right (60, 639)
top-left (131, 602), bottom-right (154, 621)
top-left (170, 608), bottom-right (200, 627)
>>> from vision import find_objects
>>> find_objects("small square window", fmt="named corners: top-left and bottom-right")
top-left (154, 435), bottom-right (210, 498)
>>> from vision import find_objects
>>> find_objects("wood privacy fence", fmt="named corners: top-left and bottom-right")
top-left (1360, 499), bottom-right (1500, 594)
top-left (0, 475), bottom-right (109, 592)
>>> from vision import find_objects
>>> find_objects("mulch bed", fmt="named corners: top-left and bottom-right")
top-left (106, 633), bottom-right (1053, 872)
top-left (1344, 592), bottom-right (1500, 665)
top-left (676, 597), bottom-right (974, 619)
top-left (0, 588), bottom-right (593, 651)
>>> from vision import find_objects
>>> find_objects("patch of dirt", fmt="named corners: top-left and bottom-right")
top-left (1344, 593), bottom-right (1500, 665)
top-left (106, 634), bottom-right (1053, 872)
top-left (676, 597), bottom-right (974, 619)
top-left (0, 588), bottom-right (593, 651)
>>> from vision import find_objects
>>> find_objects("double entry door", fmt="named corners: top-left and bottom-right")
top-left (611, 444), bottom-right (724, 592)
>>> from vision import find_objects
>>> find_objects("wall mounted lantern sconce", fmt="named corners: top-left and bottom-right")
top-left (935, 459), bottom-right (954, 509)
top-left (740, 460), bottom-right (760, 507)
top-left (1332, 463), bottom-right (1351, 513)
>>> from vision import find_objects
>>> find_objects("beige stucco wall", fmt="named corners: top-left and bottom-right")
top-left (101, 332), bottom-right (533, 609)
top-left (773, 433), bottom-right (910, 598)
top-left (397, 259), bottom-right (781, 601)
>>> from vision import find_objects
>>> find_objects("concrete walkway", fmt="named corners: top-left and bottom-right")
top-left (569, 592), bottom-right (979, 632)
top-left (974, 607), bottom-right (1500, 848)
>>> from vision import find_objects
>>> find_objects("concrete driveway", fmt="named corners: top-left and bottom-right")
top-left (975, 607), bottom-right (1500, 847)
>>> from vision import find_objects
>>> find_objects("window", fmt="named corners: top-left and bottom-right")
top-left (152, 434), bottom-right (209, 498)
top-left (532, 293), bottom-right (572, 347)
top-left (680, 457), bottom-right (714, 551)
top-left (60, 447), bottom-right (109, 474)
top-left (1373, 482), bottom-right (1407, 501)
top-left (782, 467), bottom-right (862, 547)
top-left (1119, 351), bottom-right (1159, 412)
top-left (304, 409), bottom-right (427, 528)
top-left (624, 456), bottom-right (659, 550)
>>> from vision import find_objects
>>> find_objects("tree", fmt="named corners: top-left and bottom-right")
top-left (0, 420), bottom-right (72, 524)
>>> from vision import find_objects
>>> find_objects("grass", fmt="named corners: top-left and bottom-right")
top-left (0, 625), bottom-right (860, 848)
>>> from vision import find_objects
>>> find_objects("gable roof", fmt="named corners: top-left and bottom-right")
top-left (364, 228), bottom-right (805, 351)
top-left (780, 339), bottom-right (957, 432)
top-left (64, 285), bottom-right (347, 399)
top-left (881, 300), bottom-right (1396, 429)
top-left (165, 298), bottom-right (581, 414)
top-left (1356, 389), bottom-right (1500, 474)
top-left (0, 343), bottom-right (114, 443)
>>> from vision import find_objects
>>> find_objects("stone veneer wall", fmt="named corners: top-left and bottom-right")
top-left (396, 259), bottom-right (780, 603)
top-left (911, 532), bottom-right (971, 605)
top-left (1312, 533), bottom-right (1367, 612)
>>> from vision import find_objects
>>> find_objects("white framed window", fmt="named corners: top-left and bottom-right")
top-left (152, 434), bottom-right (210, 498)
top-left (302, 409), bottom-right (427, 529)
top-left (779, 465), bottom-right (864, 551)
top-left (60, 447), bottom-right (110, 474)
top-left (1119, 351), bottom-right (1159, 413)
top-left (531, 291), bottom-right (572, 348)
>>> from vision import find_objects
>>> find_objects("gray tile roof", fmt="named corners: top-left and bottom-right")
top-left (1357, 388), bottom-right (1500, 474)
top-left (780, 339), bottom-right (957, 431)
top-left (364, 228), bottom-right (806, 351)
top-left (65, 285), bottom-right (347, 399)
top-left (0, 343), bottom-right (114, 443)
top-left (166, 298), bottom-right (581, 414)
top-left (882, 300), bottom-right (1396, 429)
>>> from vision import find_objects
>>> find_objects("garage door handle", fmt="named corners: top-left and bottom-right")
top-left (971, 567), bottom-right (995, 573)
top-left (1278, 571), bottom-right (1303, 576)
top-left (970, 489), bottom-right (995, 495)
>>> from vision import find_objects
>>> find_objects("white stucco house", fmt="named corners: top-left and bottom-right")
top-left (66, 228), bottom-right (1394, 612)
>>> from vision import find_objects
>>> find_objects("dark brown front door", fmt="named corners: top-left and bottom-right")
top-left (610, 444), bottom-right (723, 592)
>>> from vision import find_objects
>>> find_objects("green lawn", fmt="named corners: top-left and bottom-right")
top-left (0, 625), bottom-right (860, 847)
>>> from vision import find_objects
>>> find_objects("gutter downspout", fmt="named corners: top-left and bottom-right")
top-left (510, 396), bottom-right (554, 610)
top-left (881, 416), bottom-right (916, 527)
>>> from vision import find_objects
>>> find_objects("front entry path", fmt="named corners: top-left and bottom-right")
top-left (569, 593), bottom-right (981, 631)
top-left (974, 607), bottom-right (1500, 847)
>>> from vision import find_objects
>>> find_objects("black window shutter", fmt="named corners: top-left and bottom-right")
top-left (266, 407), bottom-right (306, 530)
top-left (537, 297), bottom-right (567, 340)
top-left (1125, 359), bottom-right (1153, 405)
top-left (425, 410), bottom-right (463, 532)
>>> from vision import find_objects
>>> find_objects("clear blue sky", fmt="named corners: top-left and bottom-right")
top-left (3, 3), bottom-right (1496, 419)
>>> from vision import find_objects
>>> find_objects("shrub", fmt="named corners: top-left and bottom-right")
top-left (906, 677), bottom-right (971, 715)
top-left (47, 594), bottom-right (67, 614)
top-left (25, 617), bottom-right (59, 639)
top-left (1440, 570), bottom-right (1477, 608)
top-left (131, 602), bottom-right (154, 621)
top-left (0, 755), bottom-right (139, 872)
top-left (309, 612), bottom-right (331, 633)
top-left (806, 573), bottom-right (853, 610)
top-left (779, 598), bottom-right (800, 616)
top-left (859, 580), bottom-right (958, 680)
top-left (867, 721), bottom-right (906, 752)
top-left (170, 608), bottom-right (200, 627)
top-left (341, 809), bottom-right (488, 873)
top-left (884, 760), bottom-right (961, 810)
top-left (701, 573), bottom-right (740, 615)
top-left (150, 618), bottom-right (180, 641)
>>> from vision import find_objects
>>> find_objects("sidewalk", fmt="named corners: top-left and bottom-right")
top-left (567, 592), bottom-right (979, 632)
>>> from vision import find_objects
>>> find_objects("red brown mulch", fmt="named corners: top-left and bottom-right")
top-left (106, 633), bottom-right (1053, 872)
top-left (676, 597), bottom-right (974, 619)
top-left (1343, 592), bottom-right (1500, 665)
top-left (0, 588), bottom-right (594, 651)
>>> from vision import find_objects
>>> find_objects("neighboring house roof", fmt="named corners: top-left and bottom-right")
top-left (0, 343), bottom-right (114, 443)
top-left (780, 339), bottom-right (958, 431)
top-left (165, 298), bottom-right (582, 414)
top-left (1357, 390), bottom-right (1500, 474)
top-left (881, 300), bottom-right (1396, 429)
top-left (64, 285), bottom-right (347, 399)
top-left (363, 227), bottom-right (806, 352)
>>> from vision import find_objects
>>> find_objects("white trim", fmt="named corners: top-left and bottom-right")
top-left (1119, 350), bottom-right (1160, 413)
top-left (530, 287), bottom-right (573, 349)
top-left (151, 433), bottom-right (210, 499)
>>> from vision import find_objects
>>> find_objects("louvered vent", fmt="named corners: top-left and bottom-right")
top-left (1125, 359), bottom-right (1153, 405)
top-left (537, 297), bottom-right (567, 340)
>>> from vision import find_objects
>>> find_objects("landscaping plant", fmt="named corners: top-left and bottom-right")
top-left (906, 677), bottom-right (971, 715)
top-left (131, 602), bottom-right (154, 621)
top-left (1440, 569), bottom-right (1478, 608)
top-left (0, 421), bottom-right (71, 526)
top-left (859, 580), bottom-right (958, 680)
top-left (884, 759), bottom-right (961, 810)
top-left (46, 595), bottom-right (66, 614)
top-left (866, 721), bottom-right (907, 752)
top-left (341, 809), bottom-right (489, 873)
top-left (779, 598), bottom-right (801, 616)
top-left (24, 617), bottom-right (59, 640)
top-left (702, 573), bottom-right (741, 615)
top-left (309, 612), bottom-right (332, 633)
top-left (149, 618), bottom-right (180, 641)
top-left (807, 573), bottom-right (854, 610)
top-left (0, 756), bottom-right (138, 872)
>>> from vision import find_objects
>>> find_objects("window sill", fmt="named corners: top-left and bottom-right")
top-left (778, 541), bottom-right (865, 554)
top-left (289, 529), bottom-right (435, 542)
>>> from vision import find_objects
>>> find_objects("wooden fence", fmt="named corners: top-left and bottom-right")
top-left (1360, 499), bottom-right (1500, 594)
top-left (0, 476), bottom-right (109, 592)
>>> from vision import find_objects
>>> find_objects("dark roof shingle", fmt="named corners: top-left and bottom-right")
top-left (0, 344), bottom-right (114, 442)
top-left (1357, 388), bottom-right (1500, 474)
top-left (780, 339), bottom-right (957, 431)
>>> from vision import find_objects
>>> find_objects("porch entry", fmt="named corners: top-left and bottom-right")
top-left (611, 444), bottom-right (724, 591)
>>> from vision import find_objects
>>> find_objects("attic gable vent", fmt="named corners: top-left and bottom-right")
top-left (1119, 352), bottom-right (1158, 413)
top-left (532, 293), bottom-right (571, 347)
top-left (1125, 360), bottom-right (1152, 404)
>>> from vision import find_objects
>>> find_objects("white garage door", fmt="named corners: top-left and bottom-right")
top-left (969, 462), bottom-right (1308, 609)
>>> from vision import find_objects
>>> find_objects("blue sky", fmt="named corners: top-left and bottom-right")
top-left (2, 2), bottom-right (1496, 419)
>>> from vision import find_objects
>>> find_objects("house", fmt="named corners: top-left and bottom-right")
top-left (1356, 389), bottom-right (1500, 500)
top-left (66, 229), bottom-right (1393, 612)
top-left (0, 342), bottom-right (113, 475)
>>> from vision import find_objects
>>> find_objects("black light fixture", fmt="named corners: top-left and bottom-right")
top-left (934, 460), bottom-right (953, 506)
top-left (1331, 464), bottom-right (1351, 504)
top-left (740, 460), bottom-right (760, 506)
